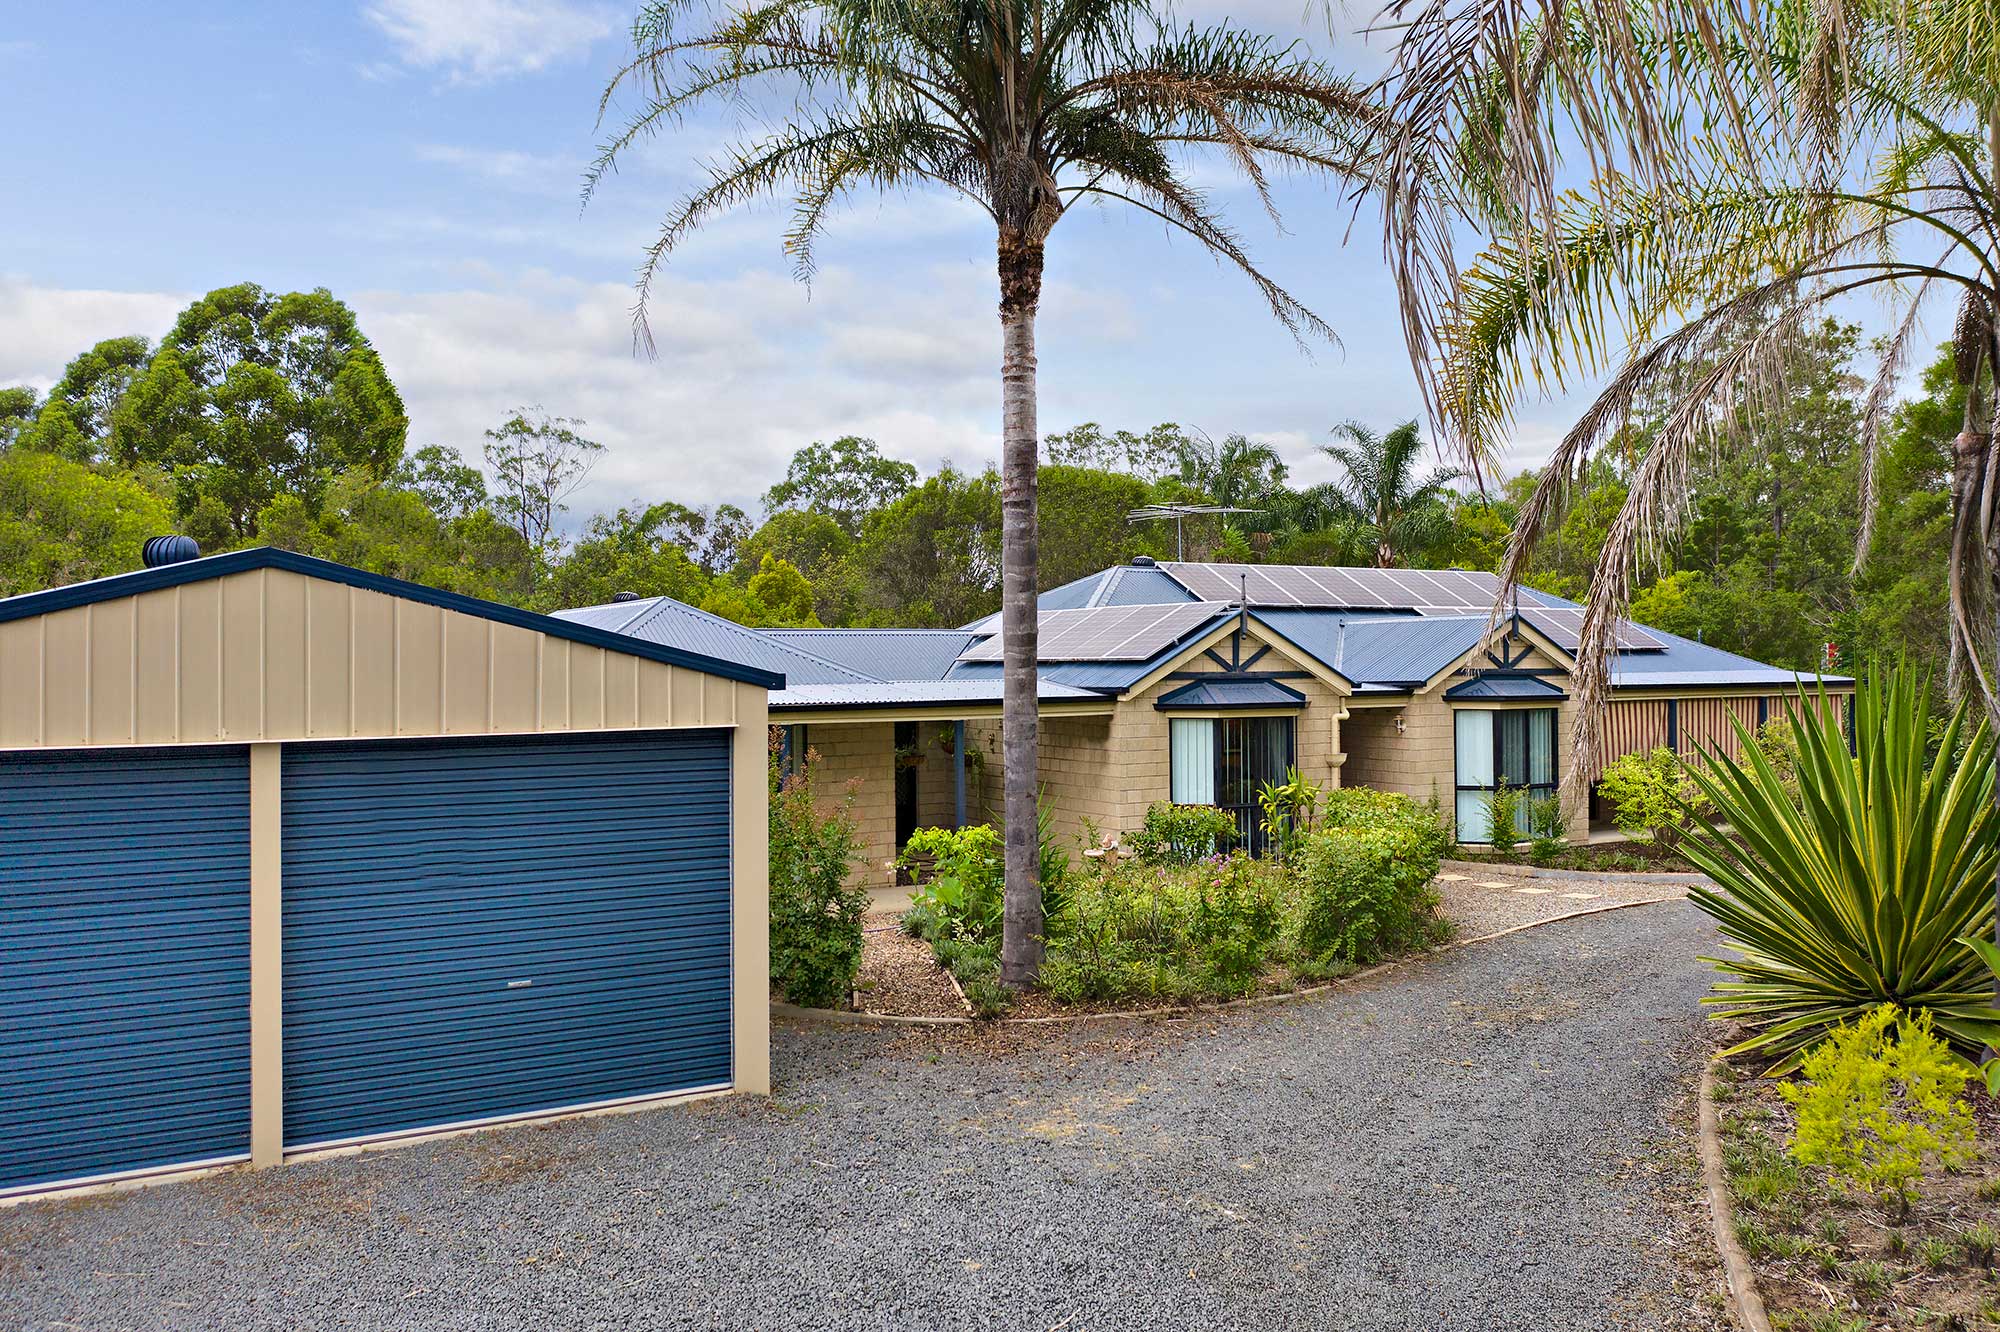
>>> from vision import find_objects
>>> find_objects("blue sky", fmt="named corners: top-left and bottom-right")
top-left (2, 0), bottom-right (1590, 522)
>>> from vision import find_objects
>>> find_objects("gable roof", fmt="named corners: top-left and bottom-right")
top-left (554, 596), bottom-right (859, 686)
top-left (0, 548), bottom-right (785, 688)
top-left (764, 629), bottom-right (978, 682)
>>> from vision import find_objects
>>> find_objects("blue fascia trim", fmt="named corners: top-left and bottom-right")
top-left (0, 548), bottom-right (785, 690)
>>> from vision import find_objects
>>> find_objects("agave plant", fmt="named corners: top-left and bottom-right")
top-left (1682, 667), bottom-right (2000, 1072)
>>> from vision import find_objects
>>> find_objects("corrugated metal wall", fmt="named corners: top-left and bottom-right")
top-left (1593, 691), bottom-right (1849, 779)
top-left (280, 730), bottom-right (735, 1149)
top-left (0, 568), bottom-right (742, 750)
top-left (0, 748), bottom-right (251, 1193)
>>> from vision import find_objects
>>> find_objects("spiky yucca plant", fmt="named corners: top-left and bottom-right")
top-left (1683, 667), bottom-right (2000, 1072)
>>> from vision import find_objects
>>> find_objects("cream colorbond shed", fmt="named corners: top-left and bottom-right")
top-left (0, 548), bottom-right (778, 1200)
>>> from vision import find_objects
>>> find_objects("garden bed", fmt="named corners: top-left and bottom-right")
top-left (1712, 1058), bottom-right (2000, 1331)
top-left (833, 865), bottom-right (1681, 1022)
top-left (1451, 839), bottom-right (1701, 874)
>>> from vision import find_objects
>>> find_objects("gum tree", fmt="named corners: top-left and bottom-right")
top-left (590, 0), bottom-right (1373, 983)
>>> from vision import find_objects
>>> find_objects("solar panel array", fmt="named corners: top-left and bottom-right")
top-left (1159, 563), bottom-right (1664, 653)
top-left (958, 602), bottom-right (1228, 663)
top-left (1159, 562), bottom-right (1523, 611)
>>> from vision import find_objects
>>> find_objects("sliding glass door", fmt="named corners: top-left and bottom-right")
top-left (1454, 707), bottom-right (1557, 842)
top-left (1168, 715), bottom-right (1296, 854)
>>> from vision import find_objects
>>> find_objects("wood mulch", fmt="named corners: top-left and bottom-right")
top-left (850, 924), bottom-right (968, 1019)
top-left (1714, 1057), bottom-right (2000, 1330)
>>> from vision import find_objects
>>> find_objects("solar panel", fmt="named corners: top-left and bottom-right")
top-left (1159, 562), bottom-right (1511, 611)
top-left (957, 602), bottom-right (1230, 662)
top-left (1150, 562), bottom-right (1667, 654)
top-left (1520, 606), bottom-right (1664, 652)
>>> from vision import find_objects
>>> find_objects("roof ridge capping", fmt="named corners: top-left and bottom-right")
top-left (0, 547), bottom-right (785, 690)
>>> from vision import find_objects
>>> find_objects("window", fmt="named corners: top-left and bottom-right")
top-left (1168, 715), bottom-right (1296, 854)
top-left (773, 724), bottom-right (805, 782)
top-left (1454, 707), bottom-right (1557, 842)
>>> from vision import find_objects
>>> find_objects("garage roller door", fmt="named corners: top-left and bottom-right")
top-left (0, 748), bottom-right (251, 1194)
top-left (280, 730), bottom-right (733, 1149)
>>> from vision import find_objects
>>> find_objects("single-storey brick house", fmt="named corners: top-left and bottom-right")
top-left (557, 559), bottom-right (1850, 888)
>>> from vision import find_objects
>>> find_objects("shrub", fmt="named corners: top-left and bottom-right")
top-left (1256, 767), bottom-right (1322, 862)
top-left (1685, 667), bottom-right (2000, 1070)
top-left (1128, 802), bottom-right (1240, 865)
top-left (1525, 794), bottom-right (1567, 864)
top-left (1293, 788), bottom-right (1449, 965)
top-left (767, 746), bottom-right (868, 1008)
top-left (1042, 853), bottom-right (1286, 1003)
top-left (1481, 783), bottom-right (1523, 853)
top-left (1780, 1005), bottom-right (1977, 1219)
top-left (1598, 747), bottom-right (1708, 847)
top-left (898, 823), bottom-right (1005, 943)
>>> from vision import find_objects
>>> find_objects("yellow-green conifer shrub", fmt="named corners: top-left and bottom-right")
top-left (1780, 1005), bottom-right (1976, 1218)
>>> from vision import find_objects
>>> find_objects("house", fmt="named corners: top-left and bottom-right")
top-left (0, 546), bottom-right (777, 1199)
top-left (556, 558), bottom-right (1852, 889)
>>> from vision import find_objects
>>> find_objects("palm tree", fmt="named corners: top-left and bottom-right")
top-left (1370, 0), bottom-right (2000, 780)
top-left (1175, 432), bottom-right (1290, 508)
top-left (590, 0), bottom-right (1373, 985)
top-left (1321, 419), bottom-right (1460, 566)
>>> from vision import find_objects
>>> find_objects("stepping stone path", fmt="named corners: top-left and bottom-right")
top-left (1509, 886), bottom-right (1552, 895)
top-left (1474, 880), bottom-right (1516, 890)
top-left (1560, 891), bottom-right (1601, 901)
top-left (1435, 872), bottom-right (1470, 882)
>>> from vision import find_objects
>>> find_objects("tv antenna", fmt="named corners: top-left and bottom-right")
top-left (1125, 504), bottom-right (1263, 560)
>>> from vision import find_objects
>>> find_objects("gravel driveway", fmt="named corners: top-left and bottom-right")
top-left (1, 899), bottom-right (1724, 1332)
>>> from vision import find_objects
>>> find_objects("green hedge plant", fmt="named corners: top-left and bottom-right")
top-left (1293, 788), bottom-right (1450, 968)
top-left (1599, 747), bottom-right (1708, 848)
top-left (1683, 667), bottom-right (2000, 1071)
top-left (1041, 853), bottom-right (1286, 1003)
top-left (1129, 802), bottom-right (1239, 865)
top-left (768, 744), bottom-right (868, 1008)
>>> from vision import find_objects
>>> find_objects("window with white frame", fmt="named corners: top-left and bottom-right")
top-left (1453, 708), bottom-right (1557, 842)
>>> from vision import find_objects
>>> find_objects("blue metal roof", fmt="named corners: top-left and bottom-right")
top-left (1608, 628), bottom-right (1853, 688)
top-left (1444, 675), bottom-right (1568, 700)
top-left (554, 596), bottom-right (856, 686)
top-left (771, 680), bottom-right (1105, 710)
top-left (945, 658), bottom-right (1158, 692)
top-left (1093, 565), bottom-right (1200, 607)
top-left (1249, 609), bottom-right (1475, 687)
top-left (0, 547), bottom-right (785, 689)
top-left (1154, 678), bottom-right (1307, 710)
top-left (765, 629), bottom-right (977, 682)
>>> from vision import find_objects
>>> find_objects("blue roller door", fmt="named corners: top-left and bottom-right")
top-left (281, 730), bottom-right (734, 1148)
top-left (0, 748), bottom-right (251, 1194)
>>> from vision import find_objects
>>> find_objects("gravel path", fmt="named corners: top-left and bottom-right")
top-left (0, 900), bottom-right (1725, 1332)
top-left (1436, 868), bottom-right (1695, 939)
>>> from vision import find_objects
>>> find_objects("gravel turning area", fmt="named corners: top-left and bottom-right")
top-left (1437, 868), bottom-right (1694, 939)
top-left (2, 900), bottom-right (1725, 1332)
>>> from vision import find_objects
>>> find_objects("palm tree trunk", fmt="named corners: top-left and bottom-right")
top-left (998, 232), bottom-right (1045, 987)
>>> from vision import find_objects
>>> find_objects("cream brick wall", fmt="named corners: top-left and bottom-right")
top-left (1336, 632), bottom-right (1588, 841)
top-left (795, 721), bottom-right (898, 891)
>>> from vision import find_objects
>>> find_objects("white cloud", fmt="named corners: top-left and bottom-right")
top-left (363, 0), bottom-right (617, 81)
top-left (412, 143), bottom-right (582, 193)
top-left (0, 277), bottom-right (187, 391)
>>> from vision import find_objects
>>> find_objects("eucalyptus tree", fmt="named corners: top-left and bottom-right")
top-left (590, 0), bottom-right (1373, 983)
top-left (1321, 418), bottom-right (1460, 566)
top-left (1371, 0), bottom-right (2000, 779)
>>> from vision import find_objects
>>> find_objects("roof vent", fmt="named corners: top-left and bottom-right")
top-left (611, 590), bottom-right (642, 603)
top-left (141, 535), bottom-right (201, 568)
top-left (1130, 554), bottom-right (1156, 567)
